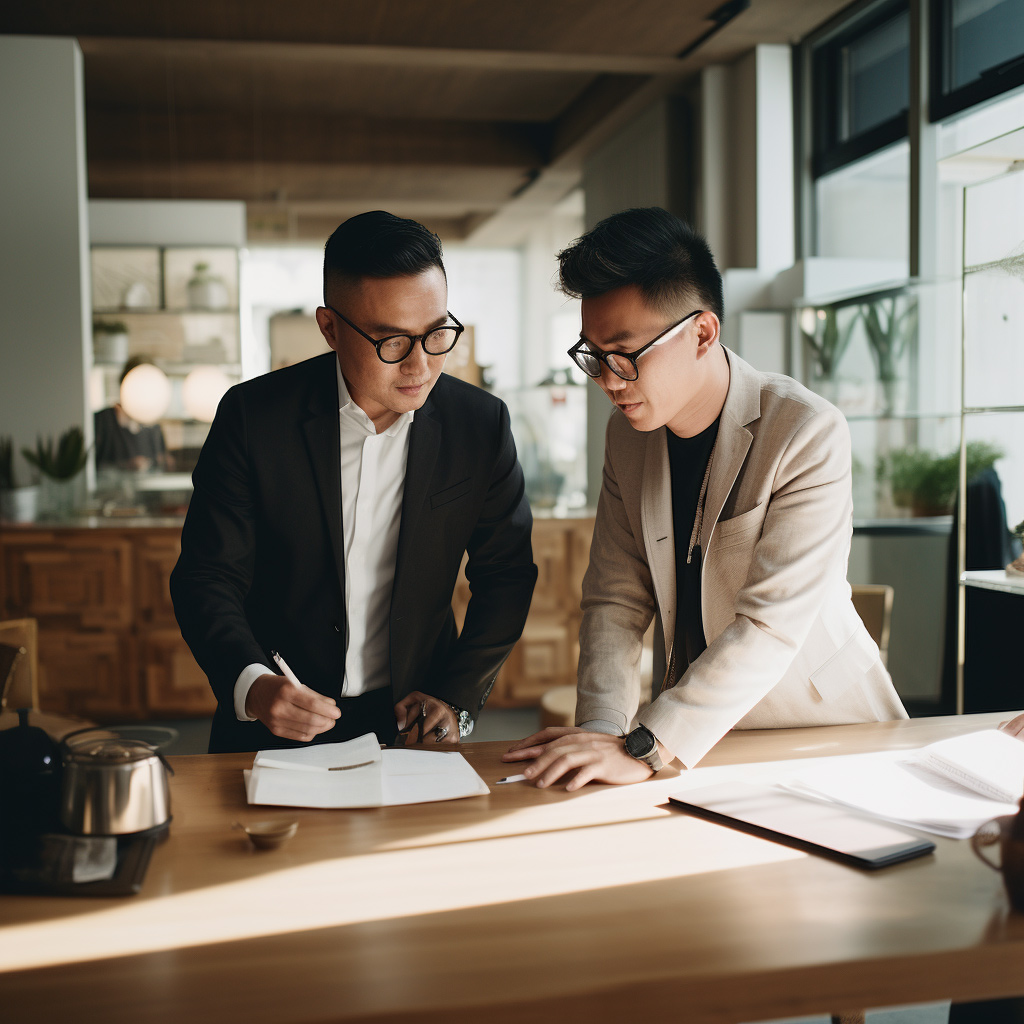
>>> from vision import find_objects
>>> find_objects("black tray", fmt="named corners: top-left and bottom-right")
top-left (0, 826), bottom-right (163, 897)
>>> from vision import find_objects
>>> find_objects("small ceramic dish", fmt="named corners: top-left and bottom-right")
top-left (235, 819), bottom-right (298, 851)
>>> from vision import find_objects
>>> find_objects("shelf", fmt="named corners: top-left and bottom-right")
top-left (93, 308), bottom-right (239, 317)
top-left (843, 412), bottom-right (959, 422)
top-left (854, 516), bottom-right (953, 534)
top-left (961, 570), bottom-right (1024, 596)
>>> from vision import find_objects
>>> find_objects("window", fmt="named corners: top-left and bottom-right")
top-left (812, 1), bottom-right (911, 177)
top-left (931, 0), bottom-right (1024, 120)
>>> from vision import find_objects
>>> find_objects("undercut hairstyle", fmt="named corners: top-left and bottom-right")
top-left (323, 210), bottom-right (445, 301)
top-left (557, 207), bottom-right (724, 323)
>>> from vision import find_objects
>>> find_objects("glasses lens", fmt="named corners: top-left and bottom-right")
top-left (572, 348), bottom-right (602, 377)
top-left (422, 326), bottom-right (459, 355)
top-left (606, 353), bottom-right (638, 381)
top-left (378, 336), bottom-right (413, 363)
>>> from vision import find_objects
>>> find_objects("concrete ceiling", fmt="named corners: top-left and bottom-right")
top-left (2, 0), bottom-right (853, 243)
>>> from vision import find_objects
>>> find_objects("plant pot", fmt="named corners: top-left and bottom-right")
top-left (186, 264), bottom-right (229, 310)
top-left (93, 329), bottom-right (129, 365)
top-left (0, 485), bottom-right (40, 523)
top-left (39, 474), bottom-right (85, 520)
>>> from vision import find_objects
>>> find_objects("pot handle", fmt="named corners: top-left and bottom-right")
top-left (971, 817), bottom-right (1004, 872)
top-left (157, 752), bottom-right (176, 777)
top-left (59, 724), bottom-right (180, 758)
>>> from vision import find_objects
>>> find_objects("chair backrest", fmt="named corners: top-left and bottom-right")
top-left (850, 585), bottom-right (894, 666)
top-left (0, 618), bottom-right (39, 711)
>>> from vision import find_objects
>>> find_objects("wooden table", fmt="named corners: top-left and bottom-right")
top-left (2, 713), bottom-right (1023, 1024)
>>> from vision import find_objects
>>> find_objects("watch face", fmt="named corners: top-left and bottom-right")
top-left (625, 727), bottom-right (654, 759)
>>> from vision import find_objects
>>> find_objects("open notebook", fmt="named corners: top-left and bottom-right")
top-left (244, 733), bottom-right (490, 808)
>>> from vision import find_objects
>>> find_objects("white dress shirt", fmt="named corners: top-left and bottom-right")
top-left (233, 358), bottom-right (412, 720)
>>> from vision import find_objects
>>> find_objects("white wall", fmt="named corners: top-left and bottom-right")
top-left (89, 199), bottom-right (246, 247)
top-left (0, 36), bottom-right (91, 485)
top-left (579, 96), bottom-right (692, 504)
top-left (701, 46), bottom-right (795, 274)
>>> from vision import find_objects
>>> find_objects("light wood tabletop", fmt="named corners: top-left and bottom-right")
top-left (2, 712), bottom-right (1023, 1024)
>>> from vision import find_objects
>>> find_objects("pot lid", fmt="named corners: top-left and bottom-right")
top-left (65, 736), bottom-right (156, 764)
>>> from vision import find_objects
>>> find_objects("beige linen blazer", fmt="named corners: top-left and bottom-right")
top-left (575, 348), bottom-right (907, 768)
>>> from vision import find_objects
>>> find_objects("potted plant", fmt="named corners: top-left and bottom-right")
top-left (861, 295), bottom-right (918, 415)
top-left (92, 318), bottom-right (130, 364)
top-left (0, 436), bottom-right (40, 523)
top-left (21, 427), bottom-right (89, 519)
top-left (878, 441), bottom-right (1004, 517)
top-left (799, 304), bottom-right (860, 403)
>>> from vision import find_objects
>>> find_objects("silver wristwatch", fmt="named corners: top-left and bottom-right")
top-left (439, 699), bottom-right (474, 738)
top-left (624, 725), bottom-right (665, 772)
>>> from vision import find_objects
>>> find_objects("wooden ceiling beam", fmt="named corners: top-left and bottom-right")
top-left (77, 36), bottom-right (696, 77)
top-left (86, 108), bottom-right (546, 168)
top-left (87, 160), bottom-right (532, 204)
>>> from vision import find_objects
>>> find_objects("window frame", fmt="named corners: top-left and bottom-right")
top-left (929, 0), bottom-right (1024, 122)
top-left (810, 0), bottom-right (911, 178)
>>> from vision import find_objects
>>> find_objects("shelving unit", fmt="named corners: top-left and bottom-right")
top-left (90, 245), bottom-right (242, 470)
top-left (791, 277), bottom-right (962, 523)
top-left (955, 160), bottom-right (1024, 713)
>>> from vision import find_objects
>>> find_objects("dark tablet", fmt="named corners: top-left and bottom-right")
top-left (668, 781), bottom-right (936, 869)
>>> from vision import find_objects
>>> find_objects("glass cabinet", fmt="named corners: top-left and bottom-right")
top-left (956, 162), bottom-right (1024, 712)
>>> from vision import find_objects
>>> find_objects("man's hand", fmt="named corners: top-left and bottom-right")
top-left (999, 713), bottom-right (1024, 739)
top-left (502, 727), bottom-right (659, 791)
top-left (394, 691), bottom-right (460, 745)
top-left (245, 674), bottom-right (340, 742)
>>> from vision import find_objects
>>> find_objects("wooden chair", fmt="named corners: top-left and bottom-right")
top-left (0, 617), bottom-right (91, 739)
top-left (851, 584), bottom-right (894, 666)
top-left (0, 617), bottom-right (38, 712)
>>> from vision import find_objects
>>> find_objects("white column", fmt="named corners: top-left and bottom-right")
top-left (0, 36), bottom-right (92, 483)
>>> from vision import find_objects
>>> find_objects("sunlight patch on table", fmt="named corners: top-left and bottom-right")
top-left (0, 815), bottom-right (802, 972)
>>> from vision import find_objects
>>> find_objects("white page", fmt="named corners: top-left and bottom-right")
top-left (247, 762), bottom-right (383, 808)
top-left (381, 749), bottom-right (489, 806)
top-left (253, 733), bottom-right (382, 772)
top-left (786, 750), bottom-right (1018, 838)
top-left (914, 729), bottom-right (1024, 804)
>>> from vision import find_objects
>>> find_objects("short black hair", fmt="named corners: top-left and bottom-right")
top-left (323, 211), bottom-right (445, 301)
top-left (119, 355), bottom-right (155, 385)
top-left (557, 207), bottom-right (724, 323)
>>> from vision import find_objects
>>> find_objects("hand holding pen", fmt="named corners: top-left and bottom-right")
top-left (393, 691), bottom-right (459, 746)
top-left (244, 650), bottom-right (340, 743)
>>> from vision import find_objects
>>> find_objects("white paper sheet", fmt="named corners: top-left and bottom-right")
top-left (784, 748), bottom-right (1019, 839)
top-left (244, 737), bottom-right (489, 808)
top-left (253, 733), bottom-right (382, 772)
top-left (381, 749), bottom-right (490, 805)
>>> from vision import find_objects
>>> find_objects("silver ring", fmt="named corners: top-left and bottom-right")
top-left (433, 725), bottom-right (449, 741)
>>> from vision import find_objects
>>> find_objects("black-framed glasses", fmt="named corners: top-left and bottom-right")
top-left (326, 304), bottom-right (464, 364)
top-left (567, 309), bottom-right (703, 381)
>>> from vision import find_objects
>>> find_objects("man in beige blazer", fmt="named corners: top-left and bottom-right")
top-left (504, 207), bottom-right (906, 789)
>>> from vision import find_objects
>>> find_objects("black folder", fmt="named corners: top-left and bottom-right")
top-left (668, 781), bottom-right (935, 869)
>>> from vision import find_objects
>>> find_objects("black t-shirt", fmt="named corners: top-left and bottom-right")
top-left (666, 416), bottom-right (720, 684)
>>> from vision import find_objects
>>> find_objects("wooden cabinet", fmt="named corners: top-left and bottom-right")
top-left (1, 514), bottom-right (595, 719)
top-left (455, 514), bottom-right (594, 708)
top-left (0, 524), bottom-right (215, 720)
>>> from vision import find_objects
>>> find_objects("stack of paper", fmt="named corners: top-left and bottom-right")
top-left (244, 733), bottom-right (490, 808)
top-left (782, 729), bottom-right (1024, 838)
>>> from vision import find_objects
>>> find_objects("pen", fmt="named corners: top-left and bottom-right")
top-left (270, 650), bottom-right (303, 690)
top-left (496, 773), bottom-right (528, 784)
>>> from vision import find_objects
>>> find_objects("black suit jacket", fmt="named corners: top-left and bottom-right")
top-left (170, 353), bottom-right (537, 752)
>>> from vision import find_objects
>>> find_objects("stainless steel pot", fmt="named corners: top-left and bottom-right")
top-left (60, 729), bottom-right (174, 836)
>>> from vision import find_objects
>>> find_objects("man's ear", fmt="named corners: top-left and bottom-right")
top-left (315, 307), bottom-right (339, 352)
top-left (694, 311), bottom-right (721, 354)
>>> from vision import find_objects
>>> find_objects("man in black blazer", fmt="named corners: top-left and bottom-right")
top-left (171, 212), bottom-right (537, 753)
